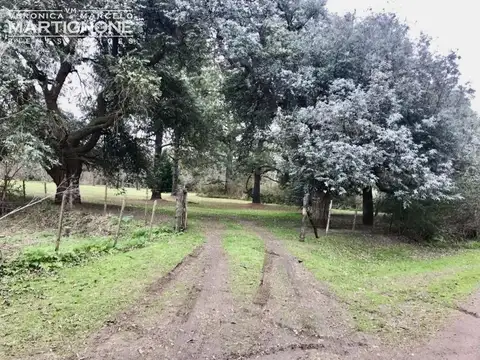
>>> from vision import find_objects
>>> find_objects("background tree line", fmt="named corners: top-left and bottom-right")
top-left (1, 0), bottom-right (479, 241)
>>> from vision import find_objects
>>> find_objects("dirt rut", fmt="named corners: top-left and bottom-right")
top-left (77, 223), bottom-right (234, 360)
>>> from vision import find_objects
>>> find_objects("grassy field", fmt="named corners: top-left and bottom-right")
top-left (222, 222), bottom-right (265, 301)
top-left (23, 181), bottom-right (358, 219)
top-left (24, 181), bottom-right (254, 206)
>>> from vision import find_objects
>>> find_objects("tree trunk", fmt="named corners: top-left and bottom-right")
top-left (48, 160), bottom-right (83, 204)
top-left (363, 187), bottom-right (374, 226)
top-left (225, 149), bottom-right (233, 194)
top-left (151, 189), bottom-right (162, 200)
top-left (175, 187), bottom-right (187, 232)
top-left (171, 138), bottom-right (180, 196)
top-left (310, 189), bottom-right (331, 228)
top-left (150, 127), bottom-right (163, 200)
top-left (252, 167), bottom-right (261, 204)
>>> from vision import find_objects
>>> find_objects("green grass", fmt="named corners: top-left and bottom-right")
top-left (24, 181), bottom-right (249, 205)
top-left (24, 180), bottom-right (162, 205)
top-left (265, 223), bottom-right (480, 342)
top-left (23, 180), bottom-right (354, 215)
top-left (0, 229), bottom-right (204, 358)
top-left (222, 223), bottom-right (265, 300)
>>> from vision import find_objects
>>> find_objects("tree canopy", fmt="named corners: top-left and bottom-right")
top-left (0, 0), bottom-right (478, 230)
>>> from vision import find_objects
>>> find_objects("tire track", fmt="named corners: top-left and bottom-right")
top-left (169, 226), bottom-right (235, 360)
top-left (253, 250), bottom-right (274, 306)
top-left (242, 222), bottom-right (378, 359)
top-left (67, 221), bottom-right (382, 360)
top-left (78, 225), bottom-right (230, 360)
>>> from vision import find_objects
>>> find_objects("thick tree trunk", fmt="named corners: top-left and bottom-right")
top-left (171, 157), bottom-right (179, 196)
top-left (151, 189), bottom-right (162, 200)
top-left (150, 127), bottom-right (163, 200)
top-left (363, 187), bottom-right (374, 226)
top-left (175, 187), bottom-right (188, 232)
top-left (171, 136), bottom-right (180, 196)
top-left (48, 160), bottom-right (83, 204)
top-left (252, 167), bottom-right (261, 204)
top-left (311, 189), bottom-right (331, 228)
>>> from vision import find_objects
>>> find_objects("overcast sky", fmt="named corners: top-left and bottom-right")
top-left (327, 0), bottom-right (480, 112)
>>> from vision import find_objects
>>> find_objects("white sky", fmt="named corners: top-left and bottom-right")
top-left (327, 0), bottom-right (480, 112)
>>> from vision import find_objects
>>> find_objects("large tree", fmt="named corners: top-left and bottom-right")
top-left (0, 0), bottom-right (210, 203)
top-left (215, 0), bottom-right (326, 203)
top-left (276, 12), bottom-right (475, 226)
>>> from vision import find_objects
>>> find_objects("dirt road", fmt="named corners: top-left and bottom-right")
top-left (74, 223), bottom-right (479, 360)
top-left (405, 293), bottom-right (480, 360)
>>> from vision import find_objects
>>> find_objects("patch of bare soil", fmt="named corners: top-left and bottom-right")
top-left (400, 290), bottom-right (480, 360)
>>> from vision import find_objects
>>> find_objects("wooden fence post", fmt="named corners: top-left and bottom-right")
top-left (144, 188), bottom-right (149, 226)
top-left (55, 192), bottom-right (67, 252)
top-left (113, 198), bottom-right (126, 247)
top-left (103, 183), bottom-right (108, 216)
top-left (325, 200), bottom-right (333, 235)
top-left (149, 200), bottom-right (157, 241)
top-left (44, 182), bottom-right (47, 195)
top-left (68, 179), bottom-right (73, 210)
top-left (22, 180), bottom-right (26, 200)
top-left (300, 192), bottom-right (309, 242)
top-left (352, 204), bottom-right (358, 231)
top-left (183, 189), bottom-right (188, 230)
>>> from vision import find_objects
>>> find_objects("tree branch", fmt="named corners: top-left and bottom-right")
top-left (69, 111), bottom-right (122, 142)
top-left (51, 61), bottom-right (73, 100)
top-left (263, 175), bottom-right (279, 183)
top-left (148, 47), bottom-right (166, 67)
top-left (26, 60), bottom-right (49, 94)
top-left (73, 131), bottom-right (102, 154)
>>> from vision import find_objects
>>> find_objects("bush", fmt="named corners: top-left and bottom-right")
top-left (258, 188), bottom-right (288, 204)
top-left (197, 181), bottom-right (245, 199)
top-left (382, 172), bottom-right (480, 242)
top-left (1, 241), bottom-right (114, 276)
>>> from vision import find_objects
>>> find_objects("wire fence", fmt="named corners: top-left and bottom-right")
top-left (0, 181), bottom-right (188, 254)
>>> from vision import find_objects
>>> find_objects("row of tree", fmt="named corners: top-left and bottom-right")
top-left (1, 0), bottom-right (479, 230)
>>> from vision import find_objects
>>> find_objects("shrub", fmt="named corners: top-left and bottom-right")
top-left (382, 172), bottom-right (480, 242)
top-left (259, 188), bottom-right (288, 204)
top-left (197, 182), bottom-right (245, 200)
